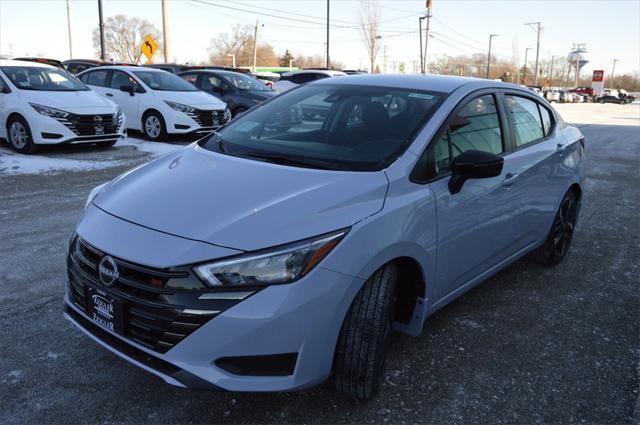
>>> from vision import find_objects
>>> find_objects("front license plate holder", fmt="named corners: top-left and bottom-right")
top-left (86, 286), bottom-right (124, 333)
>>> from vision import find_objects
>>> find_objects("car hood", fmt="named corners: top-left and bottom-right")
top-left (154, 90), bottom-right (226, 109)
top-left (244, 90), bottom-right (277, 101)
top-left (18, 89), bottom-right (117, 113)
top-left (94, 144), bottom-right (388, 252)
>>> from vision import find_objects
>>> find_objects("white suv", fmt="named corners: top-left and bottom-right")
top-left (0, 60), bottom-right (125, 154)
top-left (78, 66), bottom-right (230, 141)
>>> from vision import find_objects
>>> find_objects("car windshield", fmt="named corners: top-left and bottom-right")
top-left (1, 66), bottom-right (88, 91)
top-left (201, 84), bottom-right (445, 171)
top-left (133, 70), bottom-right (198, 91)
top-left (224, 73), bottom-right (271, 91)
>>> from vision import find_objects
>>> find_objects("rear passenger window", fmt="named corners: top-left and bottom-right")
top-left (430, 94), bottom-right (503, 175)
top-left (538, 105), bottom-right (553, 136)
top-left (505, 95), bottom-right (544, 147)
top-left (84, 70), bottom-right (109, 87)
top-left (181, 73), bottom-right (199, 87)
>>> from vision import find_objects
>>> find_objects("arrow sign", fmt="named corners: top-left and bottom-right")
top-left (140, 34), bottom-right (158, 63)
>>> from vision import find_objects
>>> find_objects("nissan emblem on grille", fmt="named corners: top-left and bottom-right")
top-left (93, 116), bottom-right (105, 135)
top-left (98, 255), bottom-right (119, 287)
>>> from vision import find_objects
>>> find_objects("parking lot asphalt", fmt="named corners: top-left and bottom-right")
top-left (0, 104), bottom-right (638, 424)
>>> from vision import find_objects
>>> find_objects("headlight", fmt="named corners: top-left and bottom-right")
top-left (85, 182), bottom-right (108, 208)
top-left (224, 107), bottom-right (232, 120)
top-left (164, 100), bottom-right (196, 113)
top-left (194, 229), bottom-right (348, 287)
top-left (29, 103), bottom-right (70, 119)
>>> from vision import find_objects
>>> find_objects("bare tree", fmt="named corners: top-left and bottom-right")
top-left (92, 15), bottom-right (163, 63)
top-left (208, 24), bottom-right (278, 67)
top-left (358, 0), bottom-right (382, 73)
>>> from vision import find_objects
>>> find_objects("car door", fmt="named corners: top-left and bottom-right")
top-left (0, 76), bottom-right (9, 139)
top-left (501, 92), bottom-right (568, 245)
top-left (425, 92), bottom-right (524, 300)
top-left (105, 70), bottom-right (142, 130)
top-left (201, 73), bottom-right (236, 110)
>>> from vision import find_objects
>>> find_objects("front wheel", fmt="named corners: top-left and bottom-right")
top-left (532, 190), bottom-right (578, 266)
top-left (333, 263), bottom-right (397, 400)
top-left (142, 112), bottom-right (166, 141)
top-left (7, 116), bottom-right (38, 154)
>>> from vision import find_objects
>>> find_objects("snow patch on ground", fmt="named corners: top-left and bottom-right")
top-left (0, 137), bottom-right (186, 176)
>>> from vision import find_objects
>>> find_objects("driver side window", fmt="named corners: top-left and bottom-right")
top-left (431, 94), bottom-right (503, 175)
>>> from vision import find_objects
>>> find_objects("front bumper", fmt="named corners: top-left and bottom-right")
top-left (31, 112), bottom-right (126, 145)
top-left (64, 209), bottom-right (362, 391)
top-left (166, 108), bottom-right (229, 135)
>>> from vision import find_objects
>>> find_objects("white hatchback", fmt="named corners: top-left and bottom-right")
top-left (78, 66), bottom-right (230, 141)
top-left (0, 60), bottom-right (125, 154)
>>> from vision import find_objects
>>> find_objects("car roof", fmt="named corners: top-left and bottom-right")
top-left (89, 65), bottom-right (158, 72)
top-left (282, 69), bottom-right (346, 77)
top-left (63, 59), bottom-right (103, 64)
top-left (0, 59), bottom-right (55, 68)
top-left (320, 74), bottom-right (520, 94)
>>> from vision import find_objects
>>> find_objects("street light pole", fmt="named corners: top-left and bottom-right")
top-left (227, 53), bottom-right (236, 68)
top-left (522, 47), bottom-right (532, 84)
top-left (252, 20), bottom-right (260, 73)
top-left (423, 3), bottom-right (432, 73)
top-left (161, 0), bottom-right (172, 63)
top-left (549, 55), bottom-right (555, 87)
top-left (66, 0), bottom-right (73, 58)
top-left (326, 0), bottom-right (330, 68)
top-left (418, 16), bottom-right (426, 74)
top-left (486, 34), bottom-right (499, 79)
top-left (289, 59), bottom-right (295, 71)
top-left (97, 0), bottom-right (105, 60)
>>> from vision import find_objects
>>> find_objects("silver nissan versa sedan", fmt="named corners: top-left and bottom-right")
top-left (64, 75), bottom-right (584, 400)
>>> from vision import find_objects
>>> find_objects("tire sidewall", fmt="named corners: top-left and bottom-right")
top-left (142, 111), bottom-right (166, 141)
top-left (6, 116), bottom-right (37, 154)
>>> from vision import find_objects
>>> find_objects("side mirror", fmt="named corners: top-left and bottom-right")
top-left (120, 85), bottom-right (135, 96)
top-left (448, 150), bottom-right (504, 194)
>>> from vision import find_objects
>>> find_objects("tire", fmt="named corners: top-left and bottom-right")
top-left (95, 140), bottom-right (117, 148)
top-left (599, 98), bottom-right (605, 104)
top-left (6, 115), bottom-right (38, 154)
top-left (232, 106), bottom-right (248, 117)
top-left (333, 263), bottom-right (398, 400)
top-left (532, 190), bottom-right (578, 266)
top-left (142, 111), bottom-right (166, 141)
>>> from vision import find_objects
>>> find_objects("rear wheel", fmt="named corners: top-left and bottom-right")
top-left (7, 116), bottom-right (38, 154)
top-left (532, 190), bottom-right (578, 266)
top-left (333, 263), bottom-right (397, 400)
top-left (142, 111), bottom-right (166, 141)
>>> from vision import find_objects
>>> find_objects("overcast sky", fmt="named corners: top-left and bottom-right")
top-left (1, 0), bottom-right (638, 76)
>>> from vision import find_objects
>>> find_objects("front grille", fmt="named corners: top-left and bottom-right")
top-left (56, 113), bottom-right (121, 136)
top-left (67, 237), bottom-right (231, 354)
top-left (186, 109), bottom-right (229, 128)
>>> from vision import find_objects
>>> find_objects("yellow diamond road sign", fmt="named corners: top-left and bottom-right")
top-left (140, 34), bottom-right (158, 62)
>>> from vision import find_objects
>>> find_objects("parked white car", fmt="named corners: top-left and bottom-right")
top-left (272, 69), bottom-right (347, 93)
top-left (77, 66), bottom-right (230, 140)
top-left (0, 59), bottom-right (125, 154)
top-left (544, 88), bottom-right (561, 103)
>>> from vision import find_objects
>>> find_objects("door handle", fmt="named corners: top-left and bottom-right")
top-left (105, 93), bottom-right (114, 97)
top-left (502, 172), bottom-right (519, 188)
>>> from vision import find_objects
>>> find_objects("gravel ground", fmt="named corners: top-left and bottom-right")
top-left (0, 104), bottom-right (638, 424)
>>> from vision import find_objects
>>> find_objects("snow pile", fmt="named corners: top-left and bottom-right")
top-left (0, 137), bottom-right (188, 176)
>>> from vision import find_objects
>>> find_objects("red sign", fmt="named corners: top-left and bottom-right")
top-left (592, 70), bottom-right (604, 82)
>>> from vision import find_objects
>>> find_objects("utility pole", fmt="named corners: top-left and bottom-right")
top-left (525, 21), bottom-right (541, 85)
top-left (486, 34), bottom-right (499, 79)
top-left (610, 59), bottom-right (619, 89)
top-left (252, 20), bottom-right (261, 73)
top-left (162, 0), bottom-right (171, 63)
top-left (383, 45), bottom-right (388, 74)
top-left (423, 0), bottom-right (432, 73)
top-left (289, 59), bottom-right (295, 71)
top-left (326, 0), bottom-right (330, 68)
top-left (418, 16), bottom-right (425, 74)
top-left (549, 55), bottom-right (556, 87)
top-left (66, 0), bottom-right (73, 58)
top-left (97, 0), bottom-right (105, 60)
top-left (522, 47), bottom-right (532, 84)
